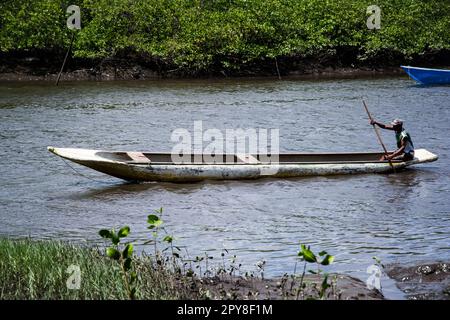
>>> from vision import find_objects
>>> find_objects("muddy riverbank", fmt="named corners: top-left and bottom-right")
top-left (201, 274), bottom-right (384, 300)
top-left (1, 49), bottom-right (449, 81)
top-left (386, 262), bottom-right (450, 300)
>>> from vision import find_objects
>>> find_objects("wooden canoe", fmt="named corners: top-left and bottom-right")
top-left (47, 147), bottom-right (438, 182)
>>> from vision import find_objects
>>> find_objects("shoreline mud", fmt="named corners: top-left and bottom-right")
top-left (0, 68), bottom-right (405, 82)
top-left (386, 262), bottom-right (450, 300)
top-left (1, 50), bottom-right (449, 82)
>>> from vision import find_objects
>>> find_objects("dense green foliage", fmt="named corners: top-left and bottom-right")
top-left (0, 0), bottom-right (449, 73)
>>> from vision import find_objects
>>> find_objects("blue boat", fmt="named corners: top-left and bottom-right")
top-left (401, 65), bottom-right (450, 85)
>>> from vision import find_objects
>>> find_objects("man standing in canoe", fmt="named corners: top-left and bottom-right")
top-left (370, 119), bottom-right (415, 161)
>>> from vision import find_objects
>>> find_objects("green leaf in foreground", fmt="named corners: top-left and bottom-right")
top-left (118, 226), bottom-right (130, 238)
top-left (111, 234), bottom-right (120, 245)
top-left (99, 229), bottom-right (112, 238)
top-left (163, 235), bottom-right (173, 243)
top-left (122, 244), bottom-right (133, 259)
top-left (106, 248), bottom-right (121, 260)
top-left (147, 214), bottom-right (163, 229)
top-left (299, 244), bottom-right (317, 263)
top-left (320, 254), bottom-right (334, 266)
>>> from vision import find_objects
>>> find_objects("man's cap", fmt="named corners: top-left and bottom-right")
top-left (391, 119), bottom-right (403, 126)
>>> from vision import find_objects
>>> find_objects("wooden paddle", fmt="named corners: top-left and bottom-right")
top-left (362, 99), bottom-right (396, 172)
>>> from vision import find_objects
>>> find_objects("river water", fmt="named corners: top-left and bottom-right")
top-left (0, 77), bottom-right (449, 299)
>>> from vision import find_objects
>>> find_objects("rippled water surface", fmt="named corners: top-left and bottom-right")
top-left (1, 77), bottom-right (449, 298)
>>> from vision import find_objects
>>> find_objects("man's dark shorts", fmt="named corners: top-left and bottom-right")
top-left (393, 152), bottom-right (415, 161)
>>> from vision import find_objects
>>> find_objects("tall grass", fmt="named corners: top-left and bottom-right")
top-left (0, 237), bottom-right (353, 300)
top-left (0, 238), bottom-right (197, 299)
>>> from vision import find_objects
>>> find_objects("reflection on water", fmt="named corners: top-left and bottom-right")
top-left (72, 181), bottom-right (211, 199)
top-left (0, 77), bottom-right (449, 299)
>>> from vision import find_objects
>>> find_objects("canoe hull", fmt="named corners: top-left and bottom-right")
top-left (66, 160), bottom-right (401, 182)
top-left (401, 65), bottom-right (450, 85)
top-left (48, 147), bottom-right (438, 182)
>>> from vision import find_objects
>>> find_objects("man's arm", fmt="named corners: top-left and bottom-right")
top-left (370, 119), bottom-right (394, 130)
top-left (381, 139), bottom-right (406, 160)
